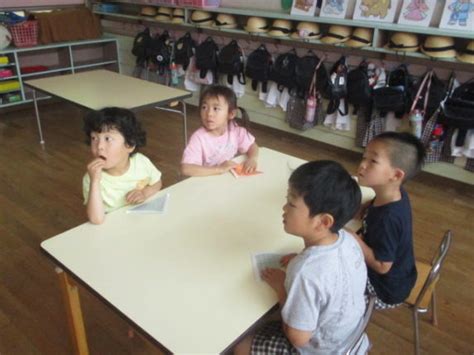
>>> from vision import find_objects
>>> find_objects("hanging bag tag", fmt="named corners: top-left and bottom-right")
top-left (305, 57), bottom-right (323, 123)
top-left (409, 71), bottom-right (432, 138)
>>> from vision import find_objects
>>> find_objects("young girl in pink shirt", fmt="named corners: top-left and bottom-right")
top-left (181, 85), bottom-right (259, 177)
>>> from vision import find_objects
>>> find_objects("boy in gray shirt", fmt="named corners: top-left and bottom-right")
top-left (234, 161), bottom-right (368, 354)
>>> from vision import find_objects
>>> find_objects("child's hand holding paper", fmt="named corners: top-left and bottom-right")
top-left (230, 163), bottom-right (262, 178)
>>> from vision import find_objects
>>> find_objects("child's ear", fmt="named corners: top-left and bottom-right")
top-left (319, 213), bottom-right (335, 230)
top-left (228, 108), bottom-right (237, 120)
top-left (312, 213), bottom-right (334, 231)
top-left (125, 144), bottom-right (136, 154)
top-left (392, 168), bottom-right (405, 182)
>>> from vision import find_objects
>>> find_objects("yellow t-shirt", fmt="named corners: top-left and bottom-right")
top-left (82, 153), bottom-right (162, 213)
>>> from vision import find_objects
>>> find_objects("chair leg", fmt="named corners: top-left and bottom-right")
top-left (431, 290), bottom-right (438, 326)
top-left (413, 310), bottom-right (420, 355)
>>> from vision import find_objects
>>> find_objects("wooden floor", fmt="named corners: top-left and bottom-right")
top-left (0, 101), bottom-right (473, 355)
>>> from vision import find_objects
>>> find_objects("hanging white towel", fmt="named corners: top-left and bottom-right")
top-left (335, 98), bottom-right (350, 131)
top-left (384, 111), bottom-right (401, 132)
top-left (263, 81), bottom-right (279, 108)
top-left (451, 129), bottom-right (474, 158)
top-left (278, 88), bottom-right (290, 112)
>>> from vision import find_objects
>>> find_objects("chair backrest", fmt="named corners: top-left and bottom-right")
top-left (342, 294), bottom-right (376, 355)
top-left (414, 230), bottom-right (453, 309)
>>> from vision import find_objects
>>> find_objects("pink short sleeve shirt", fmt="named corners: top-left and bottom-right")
top-left (181, 123), bottom-right (255, 166)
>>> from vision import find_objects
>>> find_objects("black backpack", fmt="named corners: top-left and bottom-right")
top-left (441, 79), bottom-right (474, 129)
top-left (347, 61), bottom-right (372, 108)
top-left (195, 36), bottom-right (219, 79)
top-left (295, 51), bottom-right (328, 98)
top-left (269, 49), bottom-right (298, 91)
top-left (146, 31), bottom-right (172, 75)
top-left (217, 40), bottom-right (246, 85)
top-left (373, 64), bottom-right (414, 116)
top-left (245, 45), bottom-right (272, 93)
top-left (174, 32), bottom-right (195, 71)
top-left (131, 27), bottom-right (152, 67)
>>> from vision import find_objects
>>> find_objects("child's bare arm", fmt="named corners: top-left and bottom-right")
top-left (243, 143), bottom-right (259, 173)
top-left (261, 268), bottom-right (287, 306)
top-left (283, 324), bottom-right (313, 348)
top-left (353, 233), bottom-right (393, 274)
top-left (180, 161), bottom-right (237, 177)
top-left (126, 180), bottom-right (163, 204)
top-left (86, 158), bottom-right (106, 224)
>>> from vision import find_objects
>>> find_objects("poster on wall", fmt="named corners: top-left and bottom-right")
top-left (397, 0), bottom-right (437, 26)
top-left (353, 0), bottom-right (401, 22)
top-left (291, 0), bottom-right (318, 16)
top-left (320, 0), bottom-right (354, 18)
top-left (439, 0), bottom-right (474, 30)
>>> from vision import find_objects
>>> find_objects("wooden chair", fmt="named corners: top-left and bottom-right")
top-left (404, 230), bottom-right (453, 355)
top-left (342, 294), bottom-right (376, 355)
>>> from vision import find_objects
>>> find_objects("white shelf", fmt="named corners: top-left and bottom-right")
top-left (0, 37), bottom-right (119, 109)
top-left (94, 10), bottom-right (474, 71)
top-left (74, 59), bottom-right (118, 70)
top-left (22, 67), bottom-right (73, 78)
top-left (0, 76), bottom-right (18, 81)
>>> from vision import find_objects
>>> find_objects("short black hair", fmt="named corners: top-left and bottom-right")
top-left (83, 107), bottom-right (146, 156)
top-left (289, 160), bottom-right (361, 232)
top-left (372, 132), bottom-right (426, 181)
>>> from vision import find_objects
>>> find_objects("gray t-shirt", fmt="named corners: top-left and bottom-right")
top-left (281, 229), bottom-right (368, 354)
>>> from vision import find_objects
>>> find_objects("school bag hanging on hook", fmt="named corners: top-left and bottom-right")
top-left (131, 27), bottom-right (152, 78)
top-left (195, 36), bottom-right (219, 81)
top-left (440, 79), bottom-right (474, 130)
top-left (147, 30), bottom-right (172, 76)
top-left (269, 49), bottom-right (298, 91)
top-left (373, 64), bottom-right (414, 116)
top-left (174, 32), bottom-right (195, 71)
top-left (245, 44), bottom-right (272, 93)
top-left (217, 39), bottom-right (246, 85)
top-left (347, 60), bottom-right (373, 113)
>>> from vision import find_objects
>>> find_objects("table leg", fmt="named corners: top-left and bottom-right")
top-left (182, 100), bottom-right (187, 146)
top-left (32, 90), bottom-right (45, 145)
top-left (56, 268), bottom-right (89, 355)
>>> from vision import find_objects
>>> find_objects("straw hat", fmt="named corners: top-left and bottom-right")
top-left (457, 40), bottom-right (474, 64)
top-left (171, 8), bottom-right (185, 24)
top-left (385, 32), bottom-right (419, 52)
top-left (268, 19), bottom-right (293, 37)
top-left (214, 14), bottom-right (238, 29)
top-left (155, 7), bottom-right (172, 22)
top-left (345, 27), bottom-right (373, 48)
top-left (244, 17), bottom-right (268, 33)
top-left (321, 25), bottom-right (352, 44)
top-left (140, 6), bottom-right (157, 16)
top-left (421, 36), bottom-right (456, 58)
top-left (191, 10), bottom-right (214, 27)
top-left (290, 22), bottom-right (321, 40)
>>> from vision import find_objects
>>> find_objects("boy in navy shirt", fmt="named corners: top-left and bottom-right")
top-left (355, 132), bottom-right (426, 309)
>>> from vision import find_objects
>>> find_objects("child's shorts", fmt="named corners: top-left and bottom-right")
top-left (366, 279), bottom-right (402, 310)
top-left (251, 320), bottom-right (298, 355)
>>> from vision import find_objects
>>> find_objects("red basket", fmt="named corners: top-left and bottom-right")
top-left (9, 20), bottom-right (39, 48)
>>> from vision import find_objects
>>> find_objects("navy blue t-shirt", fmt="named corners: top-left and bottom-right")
top-left (361, 188), bottom-right (417, 304)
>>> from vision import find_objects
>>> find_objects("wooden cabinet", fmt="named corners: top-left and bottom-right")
top-left (0, 37), bottom-right (119, 108)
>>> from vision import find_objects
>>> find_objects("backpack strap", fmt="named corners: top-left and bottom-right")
top-left (410, 70), bottom-right (433, 113)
